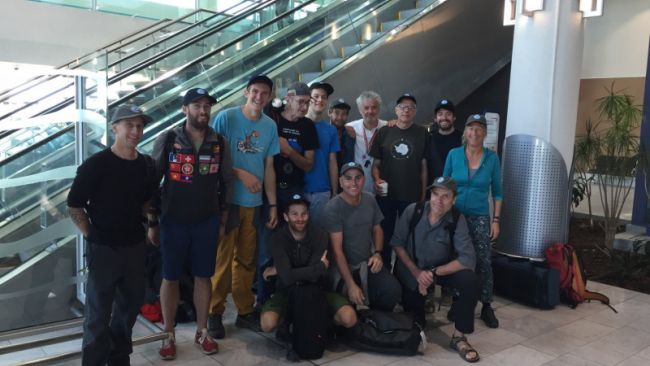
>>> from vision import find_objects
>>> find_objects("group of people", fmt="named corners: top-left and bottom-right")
top-left (67, 74), bottom-right (503, 365)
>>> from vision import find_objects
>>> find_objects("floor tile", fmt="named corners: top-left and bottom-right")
top-left (556, 320), bottom-right (616, 343)
top-left (616, 356), bottom-right (650, 366)
top-left (483, 344), bottom-right (554, 366)
top-left (320, 350), bottom-right (402, 366)
top-left (636, 344), bottom-right (650, 360)
top-left (569, 340), bottom-right (628, 366)
top-left (496, 303), bottom-right (537, 319)
top-left (539, 353), bottom-right (606, 366)
top-left (499, 314), bottom-right (557, 339)
top-left (596, 326), bottom-right (650, 355)
top-left (522, 329), bottom-right (589, 357)
top-left (531, 305), bottom-right (586, 326)
top-left (463, 328), bottom-right (526, 356)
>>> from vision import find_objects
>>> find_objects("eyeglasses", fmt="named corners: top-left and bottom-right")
top-left (290, 97), bottom-right (311, 107)
top-left (397, 104), bottom-right (416, 111)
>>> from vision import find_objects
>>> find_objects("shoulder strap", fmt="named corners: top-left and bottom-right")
top-left (408, 202), bottom-right (425, 263)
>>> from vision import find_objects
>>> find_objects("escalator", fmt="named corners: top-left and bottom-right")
top-left (0, 0), bottom-right (512, 359)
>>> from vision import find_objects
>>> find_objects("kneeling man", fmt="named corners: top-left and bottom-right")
top-left (392, 176), bottom-right (480, 363)
top-left (260, 194), bottom-right (357, 334)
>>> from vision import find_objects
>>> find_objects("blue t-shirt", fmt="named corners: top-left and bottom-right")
top-left (212, 106), bottom-right (279, 207)
top-left (304, 120), bottom-right (341, 193)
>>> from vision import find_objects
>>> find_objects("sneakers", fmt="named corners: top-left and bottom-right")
top-left (195, 328), bottom-right (219, 355)
top-left (235, 311), bottom-right (261, 332)
top-left (480, 305), bottom-right (499, 328)
top-left (208, 314), bottom-right (225, 339)
top-left (159, 333), bottom-right (176, 360)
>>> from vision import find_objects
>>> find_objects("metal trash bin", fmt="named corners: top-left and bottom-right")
top-left (495, 134), bottom-right (570, 260)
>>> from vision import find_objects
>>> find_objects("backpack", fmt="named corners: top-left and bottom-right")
top-left (286, 283), bottom-right (329, 359)
top-left (345, 309), bottom-right (424, 356)
top-left (394, 202), bottom-right (460, 291)
top-left (545, 243), bottom-right (617, 313)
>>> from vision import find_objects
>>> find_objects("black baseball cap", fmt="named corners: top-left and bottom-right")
top-left (285, 193), bottom-right (310, 212)
top-left (396, 93), bottom-right (417, 105)
top-left (247, 74), bottom-right (273, 89)
top-left (331, 98), bottom-right (351, 111)
top-left (434, 99), bottom-right (455, 113)
top-left (309, 82), bottom-right (334, 96)
top-left (109, 103), bottom-right (153, 125)
top-left (183, 88), bottom-right (217, 106)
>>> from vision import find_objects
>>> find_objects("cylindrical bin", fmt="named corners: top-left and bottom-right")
top-left (495, 134), bottom-right (570, 260)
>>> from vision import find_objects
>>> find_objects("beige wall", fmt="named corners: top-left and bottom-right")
top-left (576, 77), bottom-right (645, 137)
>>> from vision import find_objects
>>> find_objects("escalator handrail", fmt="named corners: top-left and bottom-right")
top-left (112, 0), bottom-right (319, 107)
top-left (0, 126), bottom-right (73, 167)
top-left (0, 0), bottom-right (277, 124)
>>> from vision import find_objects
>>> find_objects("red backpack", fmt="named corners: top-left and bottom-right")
top-left (545, 243), bottom-right (617, 312)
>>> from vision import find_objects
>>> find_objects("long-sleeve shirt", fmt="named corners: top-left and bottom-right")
top-left (443, 146), bottom-right (502, 217)
top-left (269, 224), bottom-right (328, 290)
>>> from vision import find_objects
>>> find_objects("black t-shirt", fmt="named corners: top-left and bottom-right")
top-left (274, 115), bottom-right (319, 188)
top-left (429, 128), bottom-right (462, 180)
top-left (67, 149), bottom-right (155, 246)
top-left (369, 124), bottom-right (429, 202)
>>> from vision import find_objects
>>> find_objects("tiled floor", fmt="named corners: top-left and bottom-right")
top-left (3, 281), bottom-right (650, 366)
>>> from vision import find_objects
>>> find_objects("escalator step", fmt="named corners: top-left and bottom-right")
top-left (398, 8), bottom-right (421, 20)
top-left (341, 44), bottom-right (363, 58)
top-left (298, 72), bottom-right (321, 84)
top-left (380, 20), bottom-right (403, 33)
top-left (321, 58), bottom-right (343, 72)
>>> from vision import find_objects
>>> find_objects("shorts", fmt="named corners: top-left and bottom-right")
top-left (262, 288), bottom-right (349, 316)
top-left (160, 214), bottom-right (219, 280)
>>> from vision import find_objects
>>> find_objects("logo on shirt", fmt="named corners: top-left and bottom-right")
top-left (391, 138), bottom-right (413, 160)
top-left (237, 130), bottom-right (263, 154)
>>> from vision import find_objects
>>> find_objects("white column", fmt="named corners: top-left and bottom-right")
top-left (505, 0), bottom-right (585, 172)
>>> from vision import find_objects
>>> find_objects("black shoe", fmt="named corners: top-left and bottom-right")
top-left (236, 311), bottom-right (262, 332)
top-left (207, 314), bottom-right (225, 339)
top-left (480, 305), bottom-right (499, 328)
top-left (446, 306), bottom-right (456, 322)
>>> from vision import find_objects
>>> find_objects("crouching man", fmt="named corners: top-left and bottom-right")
top-left (260, 194), bottom-right (357, 337)
top-left (391, 176), bottom-right (480, 363)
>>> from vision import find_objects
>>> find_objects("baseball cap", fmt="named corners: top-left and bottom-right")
top-left (396, 93), bottom-right (417, 105)
top-left (183, 88), bottom-right (217, 106)
top-left (247, 74), bottom-right (273, 89)
top-left (426, 176), bottom-right (457, 195)
top-left (331, 98), bottom-right (351, 111)
top-left (109, 103), bottom-right (153, 125)
top-left (286, 82), bottom-right (311, 97)
top-left (339, 161), bottom-right (364, 176)
top-left (285, 193), bottom-right (310, 212)
top-left (434, 99), bottom-right (455, 113)
top-left (465, 113), bottom-right (487, 127)
top-left (309, 82), bottom-right (334, 96)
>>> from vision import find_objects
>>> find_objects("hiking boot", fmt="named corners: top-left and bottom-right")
top-left (480, 305), bottom-right (499, 328)
top-left (235, 311), bottom-right (261, 332)
top-left (195, 328), bottom-right (219, 355)
top-left (208, 314), bottom-right (225, 339)
top-left (159, 333), bottom-right (176, 360)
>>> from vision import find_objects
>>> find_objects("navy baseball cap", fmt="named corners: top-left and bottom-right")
top-left (434, 99), bottom-right (455, 113)
top-left (396, 93), bottom-right (417, 105)
top-left (109, 103), bottom-right (152, 125)
top-left (340, 162), bottom-right (364, 176)
top-left (331, 98), bottom-right (351, 111)
top-left (183, 88), bottom-right (217, 106)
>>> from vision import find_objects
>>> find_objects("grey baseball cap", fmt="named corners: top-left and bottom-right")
top-left (465, 113), bottom-right (487, 127)
top-left (109, 104), bottom-right (153, 125)
top-left (426, 176), bottom-right (457, 195)
top-left (286, 82), bottom-right (311, 97)
top-left (339, 161), bottom-right (364, 176)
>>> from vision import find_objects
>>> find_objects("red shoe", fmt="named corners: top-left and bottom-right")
top-left (159, 334), bottom-right (176, 360)
top-left (195, 328), bottom-right (219, 355)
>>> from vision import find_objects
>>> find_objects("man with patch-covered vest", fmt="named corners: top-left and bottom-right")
top-left (148, 87), bottom-right (235, 360)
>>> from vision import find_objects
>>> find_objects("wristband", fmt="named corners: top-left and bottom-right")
top-left (430, 267), bottom-right (438, 281)
top-left (373, 250), bottom-right (382, 255)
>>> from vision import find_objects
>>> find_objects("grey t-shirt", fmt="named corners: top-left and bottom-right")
top-left (390, 202), bottom-right (476, 270)
top-left (323, 192), bottom-right (384, 266)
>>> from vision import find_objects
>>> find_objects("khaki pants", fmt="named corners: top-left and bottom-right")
top-left (209, 206), bottom-right (257, 315)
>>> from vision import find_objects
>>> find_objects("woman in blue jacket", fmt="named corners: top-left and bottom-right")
top-left (443, 113), bottom-right (502, 328)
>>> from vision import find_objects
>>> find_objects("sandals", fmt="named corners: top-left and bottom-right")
top-left (450, 335), bottom-right (480, 363)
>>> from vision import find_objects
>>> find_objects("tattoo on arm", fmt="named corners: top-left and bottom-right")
top-left (68, 207), bottom-right (91, 237)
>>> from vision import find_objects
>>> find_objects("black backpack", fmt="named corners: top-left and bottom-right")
top-left (345, 309), bottom-right (423, 356)
top-left (286, 283), bottom-right (329, 359)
